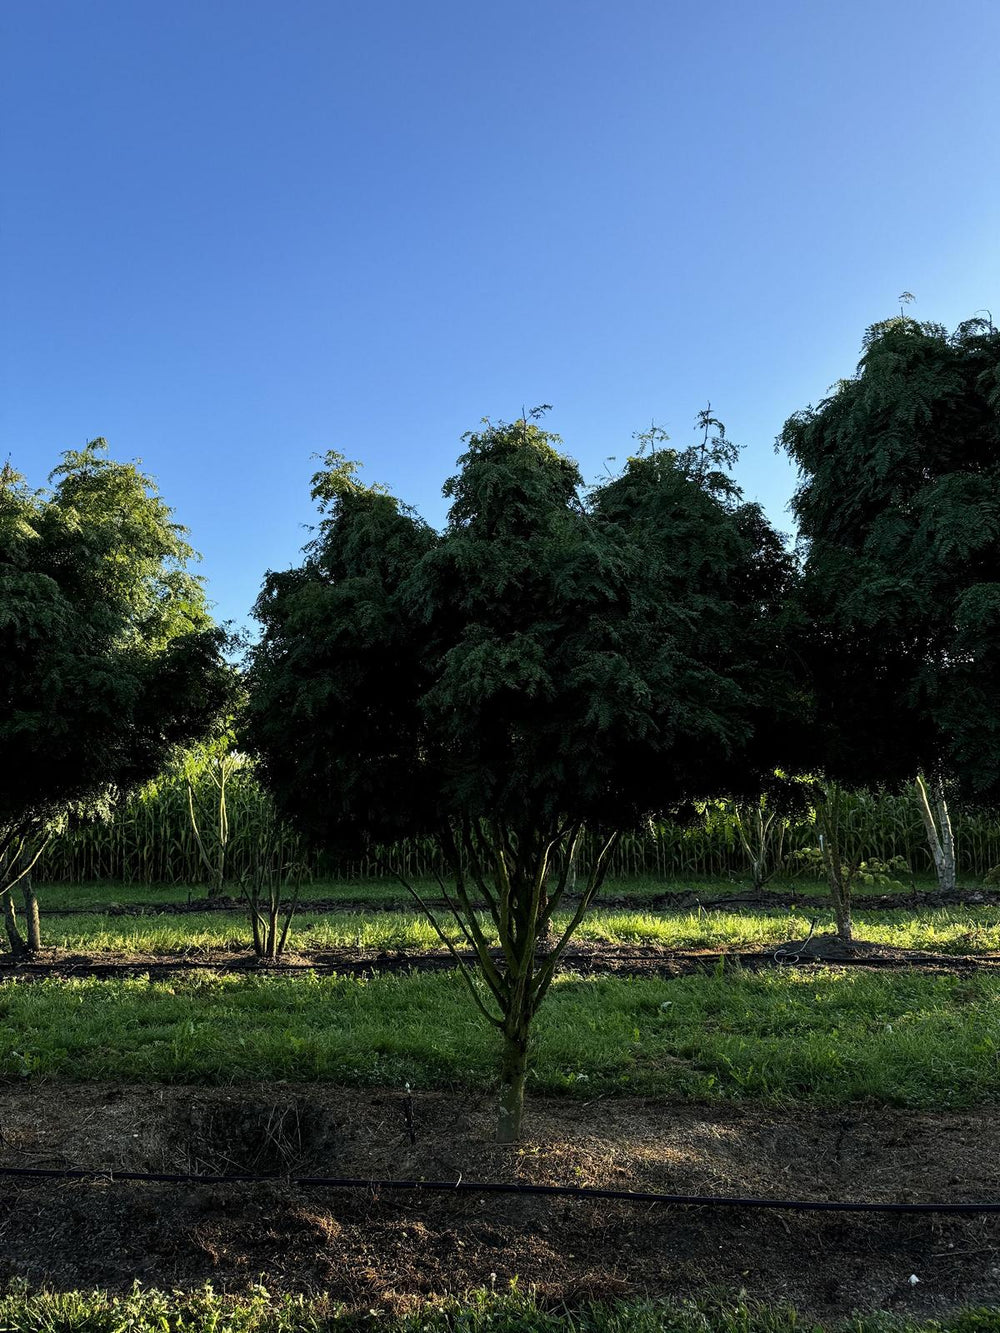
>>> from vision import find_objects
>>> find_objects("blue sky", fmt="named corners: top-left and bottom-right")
top-left (3, 0), bottom-right (998, 630)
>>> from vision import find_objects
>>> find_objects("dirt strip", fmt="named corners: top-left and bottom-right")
top-left (2, 940), bottom-right (1000, 981)
top-left (0, 1083), bottom-right (998, 1317)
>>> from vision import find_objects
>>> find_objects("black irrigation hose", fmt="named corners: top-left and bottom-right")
top-left (0, 1163), bottom-right (998, 1215)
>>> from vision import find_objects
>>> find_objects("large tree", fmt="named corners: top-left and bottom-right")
top-left (243, 414), bottom-right (797, 1141)
top-left (0, 440), bottom-right (232, 954)
top-left (780, 314), bottom-right (1000, 923)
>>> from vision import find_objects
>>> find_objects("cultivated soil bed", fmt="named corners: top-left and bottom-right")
top-left (0, 1083), bottom-right (998, 1318)
top-left (3, 939), bottom-right (1000, 980)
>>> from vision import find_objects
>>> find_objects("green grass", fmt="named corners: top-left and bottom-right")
top-left (31, 878), bottom-right (436, 911)
top-left (0, 1284), bottom-right (998, 1333)
top-left (31, 872), bottom-right (957, 916)
top-left (35, 905), bottom-right (1000, 957)
top-left (2, 967), bottom-right (998, 1106)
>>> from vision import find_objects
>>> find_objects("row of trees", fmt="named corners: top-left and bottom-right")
top-left (3, 312), bottom-right (998, 1139)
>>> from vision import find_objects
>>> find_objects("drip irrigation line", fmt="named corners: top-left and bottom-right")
top-left (0, 1163), bottom-right (998, 1214)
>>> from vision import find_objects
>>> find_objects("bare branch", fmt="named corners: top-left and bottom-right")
top-left (532, 830), bottom-right (620, 1009)
top-left (538, 822), bottom-right (583, 929)
top-left (0, 834), bottom-right (50, 902)
top-left (390, 868), bottom-right (505, 1026)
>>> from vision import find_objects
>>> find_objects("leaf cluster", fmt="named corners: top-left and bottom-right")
top-left (780, 316), bottom-right (1000, 795)
top-left (0, 441), bottom-right (233, 862)
top-left (243, 417), bottom-right (799, 855)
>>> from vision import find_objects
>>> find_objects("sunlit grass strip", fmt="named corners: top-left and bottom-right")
top-left (3, 1284), bottom-right (998, 1332)
top-left (38, 906), bottom-right (1000, 957)
top-left (1, 968), bottom-right (998, 1106)
top-left (1, 1283), bottom-right (999, 1333)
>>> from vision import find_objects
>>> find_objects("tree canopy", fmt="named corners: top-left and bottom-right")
top-left (780, 315), bottom-right (1000, 800)
top-left (244, 413), bottom-right (798, 1139)
top-left (0, 440), bottom-right (232, 922)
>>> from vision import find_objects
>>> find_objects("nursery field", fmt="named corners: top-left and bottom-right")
top-left (1, 876), bottom-right (1000, 1328)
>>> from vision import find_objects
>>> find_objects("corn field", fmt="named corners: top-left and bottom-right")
top-left (32, 765), bottom-right (1000, 886)
top-left (37, 768), bottom-right (308, 886)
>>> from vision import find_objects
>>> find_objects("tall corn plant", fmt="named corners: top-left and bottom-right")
top-left (31, 767), bottom-right (1000, 887)
top-left (729, 784), bottom-right (810, 892)
top-left (181, 739), bottom-right (245, 899)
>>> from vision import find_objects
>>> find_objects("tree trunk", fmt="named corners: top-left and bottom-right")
top-left (3, 894), bottom-right (28, 960)
top-left (832, 885), bottom-right (853, 942)
top-left (816, 809), bottom-right (853, 944)
top-left (915, 774), bottom-right (957, 894)
top-left (934, 778), bottom-right (956, 894)
top-left (22, 875), bottom-right (41, 952)
top-left (497, 1021), bottom-right (529, 1144)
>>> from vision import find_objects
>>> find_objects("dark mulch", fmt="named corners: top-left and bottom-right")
top-left (2, 938), bottom-right (999, 982)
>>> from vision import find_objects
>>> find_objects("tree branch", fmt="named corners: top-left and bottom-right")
top-left (390, 868), bottom-right (505, 1025)
top-left (532, 830), bottom-right (619, 1008)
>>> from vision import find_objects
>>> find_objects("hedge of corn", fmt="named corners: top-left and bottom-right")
top-left (31, 763), bottom-right (1000, 887)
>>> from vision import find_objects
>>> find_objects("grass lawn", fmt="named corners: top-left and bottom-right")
top-left (31, 872), bottom-right (948, 915)
top-left (1, 966), bottom-right (997, 1105)
top-left (1, 1285), bottom-right (998, 1332)
top-left (32, 905), bottom-right (1000, 957)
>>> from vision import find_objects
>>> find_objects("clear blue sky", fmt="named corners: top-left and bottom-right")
top-left (3, 0), bottom-right (998, 630)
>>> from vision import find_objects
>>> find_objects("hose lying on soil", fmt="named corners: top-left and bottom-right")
top-left (0, 1164), bottom-right (997, 1214)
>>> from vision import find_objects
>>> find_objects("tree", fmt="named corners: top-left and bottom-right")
top-left (243, 414), bottom-right (797, 1141)
top-left (780, 314), bottom-right (1000, 918)
top-left (0, 441), bottom-right (232, 955)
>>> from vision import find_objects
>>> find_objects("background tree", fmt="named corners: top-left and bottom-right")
top-left (781, 314), bottom-right (1000, 921)
top-left (0, 441), bottom-right (232, 956)
top-left (243, 414), bottom-right (798, 1141)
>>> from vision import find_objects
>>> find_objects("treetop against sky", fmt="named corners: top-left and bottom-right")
top-left (2, 0), bottom-right (998, 629)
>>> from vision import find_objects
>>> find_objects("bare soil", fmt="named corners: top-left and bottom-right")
top-left (2, 939), bottom-right (1000, 981)
top-left (1, 1083), bottom-right (999, 1317)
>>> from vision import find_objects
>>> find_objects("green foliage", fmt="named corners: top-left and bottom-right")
top-left (37, 759), bottom-right (304, 887)
top-left (0, 441), bottom-right (232, 892)
top-left (242, 412), bottom-right (800, 1137)
top-left (245, 413), bottom-right (796, 858)
top-left (2, 1283), bottom-right (996, 1332)
top-left (780, 315), bottom-right (1000, 797)
top-left (792, 848), bottom-right (909, 889)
